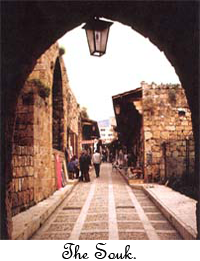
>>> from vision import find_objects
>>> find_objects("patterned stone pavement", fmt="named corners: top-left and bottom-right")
top-left (31, 163), bottom-right (182, 240)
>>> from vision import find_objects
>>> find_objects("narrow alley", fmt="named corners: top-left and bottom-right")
top-left (31, 163), bottom-right (182, 240)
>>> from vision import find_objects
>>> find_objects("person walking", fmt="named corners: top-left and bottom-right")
top-left (92, 150), bottom-right (101, 178)
top-left (79, 151), bottom-right (85, 181)
top-left (79, 150), bottom-right (91, 182)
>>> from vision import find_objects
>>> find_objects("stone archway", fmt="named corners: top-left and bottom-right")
top-left (1, 1), bottom-right (199, 239)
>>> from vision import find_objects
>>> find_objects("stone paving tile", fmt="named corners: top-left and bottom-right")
top-left (118, 222), bottom-right (144, 230)
top-left (146, 213), bottom-right (167, 221)
top-left (62, 206), bottom-right (83, 210)
top-left (48, 223), bottom-right (74, 232)
top-left (92, 196), bottom-right (108, 199)
top-left (133, 195), bottom-right (148, 199)
top-left (115, 200), bottom-right (132, 204)
top-left (131, 191), bottom-right (144, 195)
top-left (157, 232), bottom-right (182, 240)
top-left (54, 215), bottom-right (79, 222)
top-left (119, 232), bottom-right (148, 240)
top-left (86, 214), bottom-right (108, 222)
top-left (135, 197), bottom-right (152, 202)
top-left (117, 213), bottom-right (140, 221)
top-left (113, 189), bottom-right (128, 192)
top-left (33, 232), bottom-right (70, 240)
top-left (142, 207), bottom-right (160, 213)
top-left (116, 208), bottom-right (138, 215)
top-left (115, 205), bottom-right (135, 209)
top-left (88, 207), bottom-right (108, 213)
top-left (90, 200), bottom-right (108, 204)
top-left (64, 200), bottom-right (84, 205)
top-left (139, 201), bottom-right (157, 207)
top-left (79, 232), bottom-right (109, 240)
top-left (151, 221), bottom-right (175, 231)
top-left (59, 210), bottom-right (81, 215)
top-left (89, 205), bottom-right (108, 209)
top-left (83, 222), bottom-right (108, 230)
top-left (134, 198), bottom-right (155, 204)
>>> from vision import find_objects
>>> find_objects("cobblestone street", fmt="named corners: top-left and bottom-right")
top-left (31, 163), bottom-right (182, 240)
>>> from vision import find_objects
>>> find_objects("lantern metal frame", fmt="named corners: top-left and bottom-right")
top-left (82, 17), bottom-right (113, 57)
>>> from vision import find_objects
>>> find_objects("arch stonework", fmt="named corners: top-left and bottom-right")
top-left (1, 1), bottom-right (199, 239)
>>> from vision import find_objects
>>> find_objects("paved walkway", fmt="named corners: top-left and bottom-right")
top-left (31, 163), bottom-right (182, 240)
top-left (118, 168), bottom-right (197, 239)
top-left (144, 184), bottom-right (197, 239)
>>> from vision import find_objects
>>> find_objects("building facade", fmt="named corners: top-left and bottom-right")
top-left (113, 82), bottom-right (195, 183)
top-left (98, 117), bottom-right (117, 144)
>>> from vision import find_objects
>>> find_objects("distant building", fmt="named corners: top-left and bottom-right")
top-left (81, 118), bottom-right (100, 152)
top-left (98, 117), bottom-right (117, 144)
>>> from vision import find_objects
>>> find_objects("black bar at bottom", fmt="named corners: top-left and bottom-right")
top-left (62, 243), bottom-right (136, 259)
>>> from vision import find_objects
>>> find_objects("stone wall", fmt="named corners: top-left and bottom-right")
top-left (11, 145), bottom-right (34, 215)
top-left (142, 82), bottom-right (194, 181)
top-left (67, 89), bottom-right (80, 135)
top-left (67, 88), bottom-right (81, 157)
top-left (11, 43), bottom-right (80, 216)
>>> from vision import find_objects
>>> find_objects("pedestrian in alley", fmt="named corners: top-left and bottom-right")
top-left (73, 155), bottom-right (79, 179)
top-left (118, 149), bottom-right (124, 168)
top-left (79, 150), bottom-right (91, 182)
top-left (92, 149), bottom-right (101, 178)
top-left (67, 157), bottom-right (76, 179)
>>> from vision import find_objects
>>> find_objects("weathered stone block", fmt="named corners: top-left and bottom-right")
top-left (153, 131), bottom-right (160, 139)
top-left (160, 131), bottom-right (169, 139)
top-left (30, 189), bottom-right (34, 201)
top-left (12, 193), bottom-right (18, 208)
top-left (153, 152), bottom-right (162, 158)
top-left (166, 126), bottom-right (176, 131)
top-left (172, 151), bottom-right (179, 158)
top-left (145, 131), bottom-right (153, 140)
top-left (17, 191), bottom-right (23, 206)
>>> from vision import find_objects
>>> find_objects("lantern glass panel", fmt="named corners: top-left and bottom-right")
top-left (85, 29), bottom-right (95, 55)
top-left (100, 28), bottom-right (109, 54)
top-left (94, 30), bottom-right (101, 53)
top-left (93, 28), bottom-right (110, 56)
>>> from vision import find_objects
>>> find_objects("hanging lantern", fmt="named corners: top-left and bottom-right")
top-left (82, 17), bottom-right (113, 57)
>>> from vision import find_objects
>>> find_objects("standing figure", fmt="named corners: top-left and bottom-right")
top-left (74, 155), bottom-right (79, 179)
top-left (67, 157), bottom-right (76, 179)
top-left (119, 149), bottom-right (124, 167)
top-left (79, 150), bottom-right (91, 182)
top-left (92, 150), bottom-right (101, 178)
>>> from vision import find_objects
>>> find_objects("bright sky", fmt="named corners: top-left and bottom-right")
top-left (58, 20), bottom-right (180, 121)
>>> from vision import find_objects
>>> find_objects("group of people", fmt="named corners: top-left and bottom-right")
top-left (66, 149), bottom-right (102, 182)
